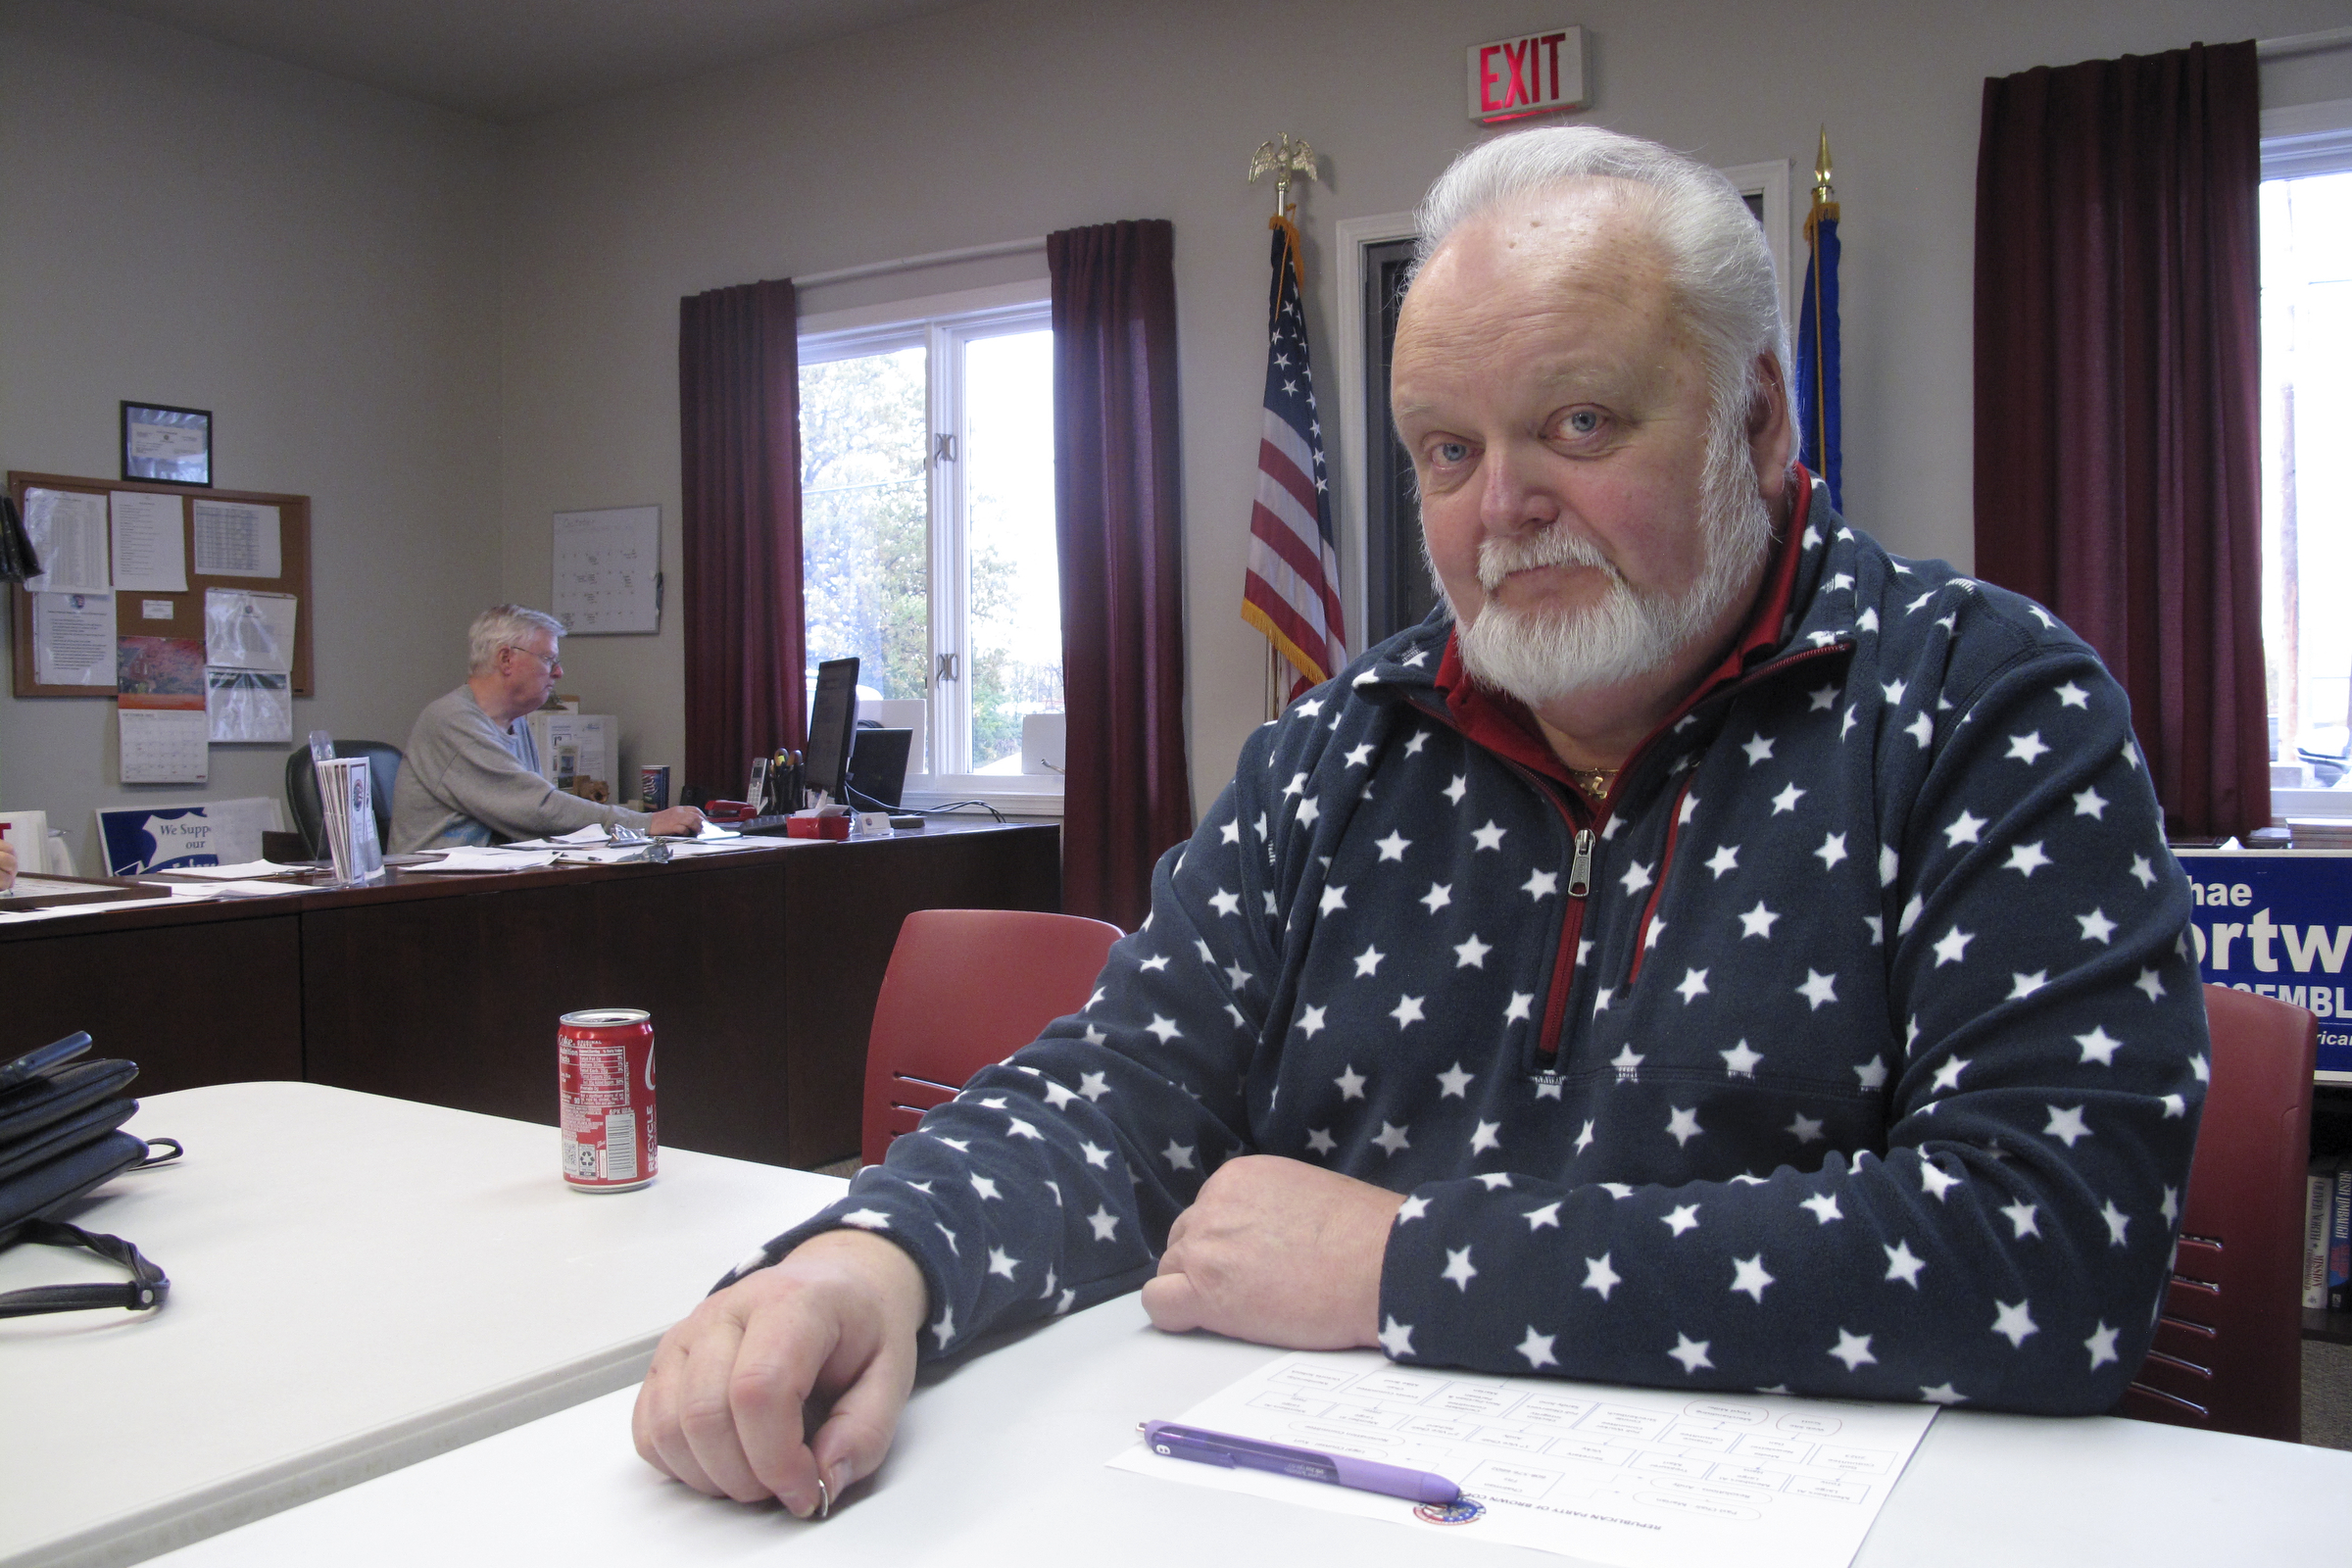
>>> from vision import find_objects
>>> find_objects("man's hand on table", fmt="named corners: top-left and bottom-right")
top-left (633, 1228), bottom-right (926, 1515)
top-left (647, 806), bottom-right (706, 837)
top-left (1142, 1154), bottom-right (1403, 1350)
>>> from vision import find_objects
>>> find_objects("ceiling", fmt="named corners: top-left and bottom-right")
top-left (75, 0), bottom-right (983, 122)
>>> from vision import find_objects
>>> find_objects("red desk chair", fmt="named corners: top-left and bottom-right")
top-left (859, 908), bottom-right (1125, 1168)
top-left (2118, 984), bottom-right (2318, 1443)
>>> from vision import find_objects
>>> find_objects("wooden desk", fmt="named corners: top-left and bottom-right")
top-left (143, 1292), bottom-right (2352, 1568)
top-left (0, 1082), bottom-right (849, 1568)
top-left (0, 821), bottom-right (1059, 1167)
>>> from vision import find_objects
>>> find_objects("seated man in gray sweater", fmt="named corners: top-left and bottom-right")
top-left (390, 605), bottom-right (704, 851)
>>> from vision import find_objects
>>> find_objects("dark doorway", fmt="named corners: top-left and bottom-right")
top-left (1360, 236), bottom-right (1437, 648)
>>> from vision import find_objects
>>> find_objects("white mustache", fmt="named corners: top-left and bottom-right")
top-left (1477, 527), bottom-right (1620, 594)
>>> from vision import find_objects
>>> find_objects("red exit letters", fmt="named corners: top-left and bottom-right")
top-left (1467, 26), bottom-right (1590, 124)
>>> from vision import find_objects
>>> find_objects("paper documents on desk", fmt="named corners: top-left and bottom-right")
top-left (408, 849), bottom-right (558, 872)
top-left (1109, 1349), bottom-right (1935, 1568)
top-left (162, 859), bottom-right (309, 879)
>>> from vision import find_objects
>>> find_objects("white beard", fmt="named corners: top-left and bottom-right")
top-left (1442, 413), bottom-right (1774, 710)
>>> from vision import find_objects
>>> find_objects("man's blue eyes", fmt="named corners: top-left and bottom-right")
top-left (1434, 442), bottom-right (1471, 464)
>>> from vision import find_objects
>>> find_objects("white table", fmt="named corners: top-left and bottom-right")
top-left (145, 1292), bottom-right (2352, 1568)
top-left (0, 1082), bottom-right (845, 1568)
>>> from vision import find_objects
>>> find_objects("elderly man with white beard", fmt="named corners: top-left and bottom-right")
top-left (633, 125), bottom-right (2207, 1517)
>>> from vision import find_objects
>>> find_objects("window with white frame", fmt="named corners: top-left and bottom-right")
top-left (2261, 100), bottom-right (2352, 814)
top-left (799, 287), bottom-right (1062, 807)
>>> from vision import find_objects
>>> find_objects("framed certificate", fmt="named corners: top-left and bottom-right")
top-left (122, 402), bottom-right (212, 486)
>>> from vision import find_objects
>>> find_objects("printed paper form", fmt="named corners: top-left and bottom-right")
top-left (1108, 1349), bottom-right (1936, 1568)
top-left (21, 488), bottom-right (109, 593)
top-left (552, 506), bottom-right (660, 633)
top-left (109, 490), bottom-right (187, 591)
top-left (191, 499), bottom-right (281, 577)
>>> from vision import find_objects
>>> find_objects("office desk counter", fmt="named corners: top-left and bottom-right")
top-left (0, 819), bottom-right (1061, 1167)
top-left (0, 1082), bottom-right (846, 1568)
top-left (146, 1293), bottom-right (2352, 1568)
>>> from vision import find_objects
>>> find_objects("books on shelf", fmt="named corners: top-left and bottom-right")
top-left (2309, 1153), bottom-right (2352, 1314)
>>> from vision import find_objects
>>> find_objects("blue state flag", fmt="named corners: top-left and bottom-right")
top-left (1794, 208), bottom-right (1841, 511)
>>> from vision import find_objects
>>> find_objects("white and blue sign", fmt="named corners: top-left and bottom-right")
top-left (93, 797), bottom-right (281, 875)
top-left (2175, 850), bottom-right (2352, 1079)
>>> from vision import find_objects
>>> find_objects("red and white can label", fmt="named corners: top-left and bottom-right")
top-left (559, 1008), bottom-right (658, 1192)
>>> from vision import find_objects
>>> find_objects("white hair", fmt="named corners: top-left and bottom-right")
top-left (468, 605), bottom-right (564, 674)
top-left (1413, 124), bottom-right (1791, 445)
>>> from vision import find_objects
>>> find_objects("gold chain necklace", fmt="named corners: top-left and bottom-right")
top-left (1568, 766), bottom-right (1618, 802)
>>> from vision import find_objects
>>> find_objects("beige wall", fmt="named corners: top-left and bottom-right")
top-left (0, 0), bottom-right (502, 866)
top-left (495, 0), bottom-right (2352, 820)
top-left (6, 0), bottom-right (2347, 857)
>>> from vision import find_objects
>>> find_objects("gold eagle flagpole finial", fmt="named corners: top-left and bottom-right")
top-left (1249, 133), bottom-right (1320, 218)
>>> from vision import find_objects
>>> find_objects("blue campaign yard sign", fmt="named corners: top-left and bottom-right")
top-left (2174, 851), bottom-right (2352, 1079)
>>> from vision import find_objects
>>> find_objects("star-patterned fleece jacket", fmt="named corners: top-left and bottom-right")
top-left (737, 477), bottom-right (2207, 1415)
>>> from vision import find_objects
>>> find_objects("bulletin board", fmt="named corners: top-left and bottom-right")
top-left (8, 470), bottom-right (314, 698)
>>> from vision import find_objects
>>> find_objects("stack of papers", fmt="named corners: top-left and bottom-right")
top-left (315, 757), bottom-right (385, 884)
top-left (406, 849), bottom-right (557, 873)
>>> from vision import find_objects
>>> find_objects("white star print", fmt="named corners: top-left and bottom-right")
top-left (1429, 1062), bottom-right (1475, 1100)
top-left (1391, 995), bottom-right (1424, 1027)
top-left (1669, 1334), bottom-right (1713, 1373)
top-left (1662, 1203), bottom-right (1701, 1236)
top-left (1524, 869), bottom-right (1559, 900)
top-left (1471, 820), bottom-right (1505, 852)
top-left (1517, 1327), bottom-right (1558, 1369)
top-left (1145, 1014), bottom-right (1180, 1044)
top-left (1706, 844), bottom-right (1740, 877)
top-left (1583, 1252), bottom-right (1622, 1298)
top-left (1666, 1107), bottom-right (1701, 1146)
top-left (2192, 1054), bottom-right (2210, 1083)
top-left (1841, 706), bottom-right (1859, 739)
top-left (2134, 966), bottom-right (2165, 1002)
top-left (1906, 711), bottom-right (1933, 747)
top-left (1722, 1040), bottom-right (1762, 1076)
top-left (2076, 1026), bottom-right (2123, 1065)
top-left (1920, 1160), bottom-right (1962, 1200)
top-left (2072, 787), bottom-right (2109, 820)
top-left (1797, 969), bottom-right (1839, 1009)
top-left (840, 1208), bottom-right (892, 1230)
top-left (1452, 933), bottom-right (1492, 968)
top-left (1372, 1121), bottom-right (1410, 1155)
top-left (1420, 882), bottom-right (1453, 914)
top-left (1318, 884), bottom-right (1347, 914)
top-left (1352, 944), bottom-right (1385, 977)
top-left (1897, 897), bottom-right (1922, 937)
top-left (1810, 683), bottom-right (1839, 710)
top-left (2098, 1199), bottom-right (2131, 1247)
top-left (1223, 960), bottom-right (1252, 990)
top-left (969, 1173), bottom-right (1002, 1200)
top-left (2084, 1322), bottom-right (2121, 1370)
top-left (2055, 681), bottom-right (2089, 709)
top-left (1469, 1121), bottom-right (1503, 1156)
top-left (2161, 1185), bottom-right (2180, 1225)
top-left (2161, 1093), bottom-right (2186, 1118)
top-left (1610, 1042), bottom-right (1641, 1078)
top-left (1443, 774), bottom-right (1466, 805)
top-left (1087, 1206), bottom-right (1119, 1242)
top-left (1525, 1201), bottom-right (1561, 1231)
top-left (1379, 1316), bottom-right (1414, 1357)
top-left (1281, 771), bottom-right (1305, 798)
top-left (1730, 1254), bottom-right (1775, 1302)
top-left (932, 1303), bottom-right (956, 1348)
top-left (1442, 1246), bottom-right (1477, 1291)
top-left (1772, 782), bottom-right (1807, 814)
top-left (2043, 1105), bottom-right (2090, 1147)
top-left (1219, 817), bottom-right (1240, 844)
top-left (2130, 856), bottom-right (2157, 889)
top-left (1207, 889), bottom-right (1240, 917)
top-left (1992, 1298), bottom-right (2038, 1347)
top-left (2006, 842), bottom-right (2052, 876)
top-left (1676, 967), bottom-right (1709, 1003)
top-left (1503, 992), bottom-right (1533, 1024)
top-left (1374, 830), bottom-right (1409, 861)
top-left (1331, 1063), bottom-right (1363, 1099)
top-left (1944, 810), bottom-right (1986, 847)
top-left (1882, 677), bottom-right (1907, 705)
top-left (1160, 1140), bottom-right (1195, 1171)
top-left (987, 1246), bottom-right (1018, 1280)
top-left (1305, 1127), bottom-right (1336, 1155)
top-left (1931, 1056), bottom-right (1969, 1093)
top-left (2077, 908), bottom-right (2118, 945)
top-left (1815, 832), bottom-right (1848, 869)
top-left (1742, 733), bottom-right (1776, 764)
top-left (1619, 859), bottom-right (1655, 897)
top-left (1573, 1118), bottom-right (1595, 1152)
top-left (1921, 1383), bottom-right (1968, 1405)
top-left (2002, 1200), bottom-right (2040, 1238)
top-left (1884, 1240), bottom-right (1926, 1287)
top-left (1739, 902), bottom-right (1778, 939)
top-left (1138, 954), bottom-right (1169, 973)
top-left (1342, 743), bottom-right (1372, 769)
top-left (1788, 1112), bottom-right (1825, 1144)
top-left (2007, 970), bottom-right (2048, 1000)
top-left (1801, 1192), bottom-right (1843, 1224)
top-left (1679, 792), bottom-right (1699, 825)
top-left (2006, 731), bottom-right (2050, 764)
top-left (1829, 1330), bottom-right (1878, 1371)
top-left (1934, 927), bottom-right (1974, 966)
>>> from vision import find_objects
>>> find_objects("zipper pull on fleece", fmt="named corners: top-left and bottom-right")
top-left (1568, 827), bottom-right (1594, 899)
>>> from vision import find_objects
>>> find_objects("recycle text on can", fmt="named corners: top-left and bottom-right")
top-left (559, 1008), bottom-right (658, 1192)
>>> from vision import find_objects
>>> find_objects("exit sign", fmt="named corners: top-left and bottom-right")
top-left (1467, 26), bottom-right (1589, 123)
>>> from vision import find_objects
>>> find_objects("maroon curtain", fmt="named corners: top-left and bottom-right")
top-left (680, 279), bottom-right (805, 795)
top-left (1973, 41), bottom-right (2267, 838)
top-left (1049, 220), bottom-right (1192, 929)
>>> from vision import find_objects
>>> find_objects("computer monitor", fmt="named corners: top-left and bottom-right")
top-left (803, 658), bottom-right (861, 807)
top-left (847, 726), bottom-right (913, 809)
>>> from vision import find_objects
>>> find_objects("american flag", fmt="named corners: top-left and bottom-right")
top-left (1241, 215), bottom-right (1347, 696)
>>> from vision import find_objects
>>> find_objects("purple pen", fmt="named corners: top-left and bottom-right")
top-left (1141, 1420), bottom-right (1461, 1505)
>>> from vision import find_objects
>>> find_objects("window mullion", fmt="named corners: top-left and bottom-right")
top-left (928, 318), bottom-right (967, 774)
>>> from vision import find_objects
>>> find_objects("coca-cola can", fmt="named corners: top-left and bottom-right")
top-left (559, 1008), bottom-right (658, 1192)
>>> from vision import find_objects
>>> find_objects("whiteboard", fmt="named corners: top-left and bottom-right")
top-left (552, 506), bottom-right (660, 633)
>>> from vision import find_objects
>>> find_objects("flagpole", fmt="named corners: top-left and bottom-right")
top-left (1806, 128), bottom-right (1838, 489)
